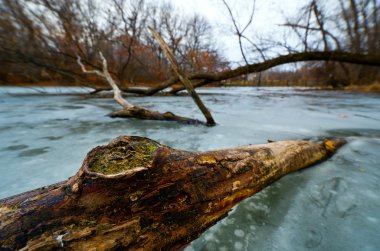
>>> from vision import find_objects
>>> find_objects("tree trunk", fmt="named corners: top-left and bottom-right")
top-left (0, 136), bottom-right (345, 250)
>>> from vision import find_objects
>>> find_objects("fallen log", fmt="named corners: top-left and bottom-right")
top-left (0, 136), bottom-right (345, 250)
top-left (109, 106), bottom-right (204, 125)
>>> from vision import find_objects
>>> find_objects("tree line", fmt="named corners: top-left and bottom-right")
top-left (0, 0), bottom-right (229, 87)
top-left (0, 0), bottom-right (379, 89)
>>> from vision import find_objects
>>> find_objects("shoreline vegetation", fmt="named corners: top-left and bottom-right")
top-left (1, 81), bottom-right (379, 93)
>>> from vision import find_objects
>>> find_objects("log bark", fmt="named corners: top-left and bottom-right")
top-left (0, 136), bottom-right (345, 250)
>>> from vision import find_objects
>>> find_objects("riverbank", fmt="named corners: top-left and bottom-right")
top-left (1, 81), bottom-right (380, 94)
top-left (343, 82), bottom-right (380, 93)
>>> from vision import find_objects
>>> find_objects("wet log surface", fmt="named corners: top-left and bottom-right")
top-left (0, 136), bottom-right (345, 250)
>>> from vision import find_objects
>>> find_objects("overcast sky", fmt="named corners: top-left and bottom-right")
top-left (167, 0), bottom-right (305, 65)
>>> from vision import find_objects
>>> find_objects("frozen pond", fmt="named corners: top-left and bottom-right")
top-left (1, 87), bottom-right (380, 250)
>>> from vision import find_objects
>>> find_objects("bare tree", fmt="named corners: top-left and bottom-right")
top-left (275, 0), bottom-right (380, 85)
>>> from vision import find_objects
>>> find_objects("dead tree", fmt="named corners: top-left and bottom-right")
top-left (77, 52), bottom-right (204, 125)
top-left (0, 136), bottom-right (345, 250)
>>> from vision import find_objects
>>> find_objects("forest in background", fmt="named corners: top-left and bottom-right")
top-left (0, 0), bottom-right (379, 90)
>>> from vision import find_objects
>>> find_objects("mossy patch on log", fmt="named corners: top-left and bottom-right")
top-left (89, 140), bottom-right (158, 175)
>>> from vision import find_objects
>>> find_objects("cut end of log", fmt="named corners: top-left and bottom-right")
top-left (84, 136), bottom-right (161, 178)
top-left (323, 138), bottom-right (347, 153)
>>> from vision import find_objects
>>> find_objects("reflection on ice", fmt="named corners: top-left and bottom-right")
top-left (18, 147), bottom-right (50, 157)
top-left (1, 87), bottom-right (380, 250)
top-left (2, 144), bottom-right (28, 151)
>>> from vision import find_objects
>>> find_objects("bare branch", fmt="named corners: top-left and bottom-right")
top-left (76, 55), bottom-right (103, 76)
top-left (280, 23), bottom-right (341, 50)
top-left (241, 34), bottom-right (266, 61)
top-left (149, 27), bottom-right (216, 126)
top-left (303, 2), bottom-right (313, 51)
top-left (221, 0), bottom-right (255, 65)
top-left (77, 53), bottom-right (133, 108)
top-left (241, 0), bottom-right (256, 33)
top-left (311, 0), bottom-right (329, 51)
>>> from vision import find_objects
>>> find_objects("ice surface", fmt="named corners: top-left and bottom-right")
top-left (1, 87), bottom-right (380, 250)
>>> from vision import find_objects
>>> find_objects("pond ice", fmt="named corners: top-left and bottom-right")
top-left (1, 87), bottom-right (380, 250)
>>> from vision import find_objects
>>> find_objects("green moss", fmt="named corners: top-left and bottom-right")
top-left (90, 140), bottom-right (158, 175)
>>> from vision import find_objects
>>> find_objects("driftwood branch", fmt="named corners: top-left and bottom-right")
top-left (77, 53), bottom-right (133, 108)
top-left (0, 136), bottom-right (345, 250)
top-left (149, 27), bottom-right (216, 126)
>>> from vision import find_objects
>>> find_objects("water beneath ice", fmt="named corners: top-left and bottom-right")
top-left (0, 87), bottom-right (379, 250)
